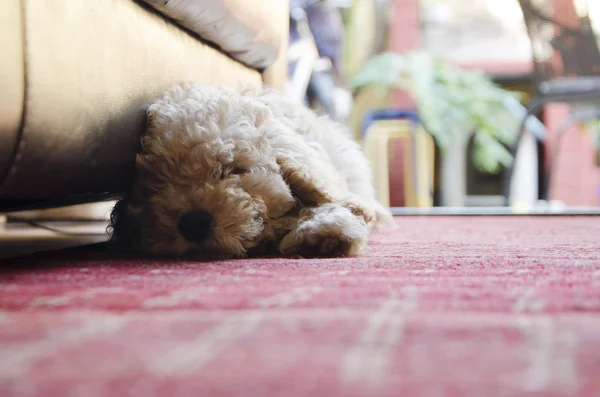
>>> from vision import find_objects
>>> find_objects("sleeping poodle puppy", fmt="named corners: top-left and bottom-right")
top-left (110, 83), bottom-right (394, 258)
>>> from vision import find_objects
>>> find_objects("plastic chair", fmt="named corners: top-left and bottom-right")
top-left (362, 116), bottom-right (434, 208)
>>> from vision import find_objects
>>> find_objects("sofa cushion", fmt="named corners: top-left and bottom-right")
top-left (141, 0), bottom-right (281, 70)
top-left (0, 0), bottom-right (262, 200)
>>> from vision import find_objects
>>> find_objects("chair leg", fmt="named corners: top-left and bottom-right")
top-left (502, 99), bottom-right (542, 206)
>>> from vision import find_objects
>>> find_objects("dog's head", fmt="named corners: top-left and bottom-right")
top-left (110, 84), bottom-right (304, 258)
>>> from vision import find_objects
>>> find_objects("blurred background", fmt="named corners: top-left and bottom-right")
top-left (285, 0), bottom-right (600, 211)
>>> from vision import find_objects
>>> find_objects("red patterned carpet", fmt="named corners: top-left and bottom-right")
top-left (1, 216), bottom-right (600, 397)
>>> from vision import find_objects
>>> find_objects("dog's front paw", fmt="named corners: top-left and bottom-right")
top-left (339, 196), bottom-right (376, 225)
top-left (279, 204), bottom-right (369, 257)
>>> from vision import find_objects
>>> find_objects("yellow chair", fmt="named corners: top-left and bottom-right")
top-left (363, 119), bottom-right (435, 208)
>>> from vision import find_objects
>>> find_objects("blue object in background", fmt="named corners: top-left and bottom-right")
top-left (360, 109), bottom-right (420, 139)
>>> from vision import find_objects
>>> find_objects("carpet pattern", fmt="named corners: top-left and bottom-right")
top-left (1, 217), bottom-right (600, 396)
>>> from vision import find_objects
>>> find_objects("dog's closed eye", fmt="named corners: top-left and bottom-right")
top-left (222, 167), bottom-right (250, 179)
top-left (230, 168), bottom-right (250, 175)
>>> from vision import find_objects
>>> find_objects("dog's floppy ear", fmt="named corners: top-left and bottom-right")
top-left (268, 127), bottom-right (343, 207)
top-left (108, 195), bottom-right (133, 248)
top-left (108, 190), bottom-right (146, 252)
top-left (276, 154), bottom-right (333, 206)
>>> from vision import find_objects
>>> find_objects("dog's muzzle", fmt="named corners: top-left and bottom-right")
top-left (178, 210), bottom-right (213, 243)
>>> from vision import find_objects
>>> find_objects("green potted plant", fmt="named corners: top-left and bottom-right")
top-left (349, 50), bottom-right (528, 174)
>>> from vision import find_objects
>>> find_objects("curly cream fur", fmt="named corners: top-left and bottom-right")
top-left (110, 83), bottom-right (394, 258)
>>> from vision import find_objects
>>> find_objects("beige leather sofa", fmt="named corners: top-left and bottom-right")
top-left (0, 0), bottom-right (288, 213)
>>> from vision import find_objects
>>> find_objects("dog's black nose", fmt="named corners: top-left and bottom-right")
top-left (178, 210), bottom-right (213, 243)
